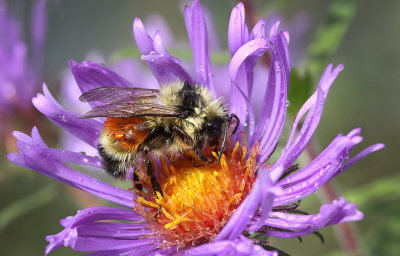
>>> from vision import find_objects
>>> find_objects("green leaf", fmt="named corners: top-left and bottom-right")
top-left (306, 0), bottom-right (356, 79)
top-left (287, 69), bottom-right (313, 116)
top-left (344, 175), bottom-right (400, 208)
top-left (0, 185), bottom-right (58, 230)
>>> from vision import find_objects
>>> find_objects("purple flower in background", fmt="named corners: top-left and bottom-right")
top-left (8, 1), bottom-right (383, 255)
top-left (0, 0), bottom-right (46, 115)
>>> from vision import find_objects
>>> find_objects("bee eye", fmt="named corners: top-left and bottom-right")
top-left (204, 119), bottom-right (223, 138)
top-left (205, 122), bottom-right (214, 129)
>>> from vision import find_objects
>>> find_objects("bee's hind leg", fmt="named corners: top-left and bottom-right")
top-left (143, 150), bottom-right (163, 220)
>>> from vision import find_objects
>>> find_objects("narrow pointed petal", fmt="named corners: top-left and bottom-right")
top-left (32, 84), bottom-right (102, 148)
top-left (256, 32), bottom-right (290, 157)
top-left (228, 3), bottom-right (248, 55)
top-left (188, 235), bottom-right (277, 256)
top-left (250, 19), bottom-right (266, 40)
top-left (248, 167), bottom-right (280, 232)
top-left (7, 129), bottom-right (134, 208)
top-left (342, 143), bottom-right (385, 170)
top-left (69, 60), bottom-right (131, 109)
top-left (263, 198), bottom-right (363, 238)
top-left (133, 17), bottom-right (193, 85)
top-left (215, 170), bottom-right (262, 241)
top-left (132, 17), bottom-right (154, 54)
top-left (229, 38), bottom-right (271, 133)
top-left (274, 64), bottom-right (344, 171)
top-left (45, 206), bottom-right (156, 255)
top-left (184, 0), bottom-right (214, 90)
top-left (216, 167), bottom-right (279, 241)
top-left (275, 129), bottom-right (365, 205)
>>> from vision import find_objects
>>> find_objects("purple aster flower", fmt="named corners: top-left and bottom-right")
top-left (0, 0), bottom-right (46, 115)
top-left (8, 1), bottom-right (383, 255)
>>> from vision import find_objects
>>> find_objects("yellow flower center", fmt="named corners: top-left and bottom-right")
top-left (134, 139), bottom-right (260, 249)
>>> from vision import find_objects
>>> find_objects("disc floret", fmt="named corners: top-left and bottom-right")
top-left (135, 140), bottom-right (260, 249)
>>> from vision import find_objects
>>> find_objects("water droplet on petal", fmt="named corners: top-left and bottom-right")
top-left (286, 100), bottom-right (290, 107)
top-left (58, 115), bottom-right (66, 122)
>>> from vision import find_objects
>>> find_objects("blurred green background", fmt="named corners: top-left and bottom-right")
top-left (0, 0), bottom-right (398, 255)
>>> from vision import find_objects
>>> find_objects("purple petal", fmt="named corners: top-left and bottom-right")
top-left (231, 81), bottom-right (256, 142)
top-left (133, 18), bottom-right (193, 85)
top-left (229, 38), bottom-right (271, 133)
top-left (133, 17), bottom-right (154, 55)
top-left (140, 54), bottom-right (193, 84)
top-left (228, 5), bottom-right (270, 122)
top-left (69, 60), bottom-right (131, 108)
top-left (229, 39), bottom-right (271, 83)
top-left (32, 84), bottom-right (102, 148)
top-left (144, 14), bottom-right (174, 47)
top-left (44, 148), bottom-right (101, 168)
top-left (188, 235), bottom-right (277, 256)
top-left (248, 167), bottom-right (280, 232)
top-left (274, 64), bottom-right (344, 171)
top-left (342, 143), bottom-right (385, 170)
top-left (269, 21), bottom-right (280, 39)
top-left (215, 170), bottom-right (262, 241)
top-left (8, 129), bottom-right (134, 208)
top-left (45, 206), bottom-right (156, 255)
top-left (111, 59), bottom-right (157, 89)
top-left (216, 167), bottom-right (279, 241)
top-left (184, 0), bottom-right (214, 91)
top-left (275, 129), bottom-right (364, 205)
top-left (257, 32), bottom-right (290, 159)
top-left (263, 198), bottom-right (363, 238)
top-left (250, 19), bottom-right (266, 40)
top-left (228, 3), bottom-right (248, 56)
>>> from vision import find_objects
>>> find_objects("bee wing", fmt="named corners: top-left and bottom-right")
top-left (81, 99), bottom-right (184, 119)
top-left (79, 87), bottom-right (160, 104)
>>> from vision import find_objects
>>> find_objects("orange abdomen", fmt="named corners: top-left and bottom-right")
top-left (102, 117), bottom-right (150, 153)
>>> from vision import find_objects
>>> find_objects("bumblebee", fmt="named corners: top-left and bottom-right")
top-left (80, 81), bottom-right (239, 197)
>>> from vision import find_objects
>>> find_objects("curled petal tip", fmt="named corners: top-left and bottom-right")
top-left (351, 135), bottom-right (363, 144)
top-left (347, 127), bottom-right (362, 138)
top-left (236, 2), bottom-right (244, 9)
top-left (371, 143), bottom-right (385, 151)
top-left (133, 17), bottom-right (142, 24)
top-left (68, 59), bottom-right (77, 67)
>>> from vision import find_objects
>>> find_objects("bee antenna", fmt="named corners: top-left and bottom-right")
top-left (230, 113), bottom-right (240, 135)
top-left (217, 113), bottom-right (239, 164)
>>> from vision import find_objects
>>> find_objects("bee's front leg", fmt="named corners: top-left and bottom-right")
top-left (143, 150), bottom-right (163, 220)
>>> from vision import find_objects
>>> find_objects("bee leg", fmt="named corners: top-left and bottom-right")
top-left (194, 147), bottom-right (208, 163)
top-left (133, 171), bottom-right (143, 191)
top-left (191, 158), bottom-right (204, 169)
top-left (143, 150), bottom-right (163, 221)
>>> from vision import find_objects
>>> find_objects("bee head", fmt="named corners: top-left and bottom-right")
top-left (203, 117), bottom-right (225, 147)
